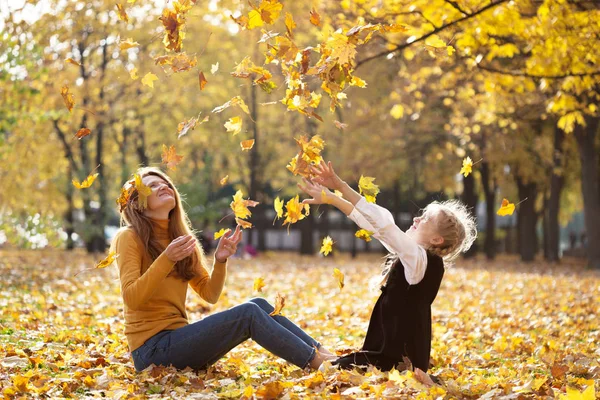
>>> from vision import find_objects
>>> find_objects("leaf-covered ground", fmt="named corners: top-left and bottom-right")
top-left (1, 249), bottom-right (598, 399)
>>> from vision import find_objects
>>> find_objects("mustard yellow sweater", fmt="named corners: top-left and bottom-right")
top-left (110, 218), bottom-right (227, 351)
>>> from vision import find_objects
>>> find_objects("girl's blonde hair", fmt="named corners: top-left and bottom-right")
top-left (115, 167), bottom-right (208, 281)
top-left (423, 199), bottom-right (477, 264)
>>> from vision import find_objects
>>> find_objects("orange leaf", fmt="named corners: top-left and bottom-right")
top-left (65, 57), bottom-right (81, 66)
top-left (75, 128), bottom-right (91, 140)
top-left (72, 173), bottom-right (98, 189)
top-left (240, 139), bottom-right (255, 151)
top-left (61, 85), bottom-right (75, 113)
top-left (334, 120), bottom-right (348, 130)
top-left (269, 292), bottom-right (285, 316)
top-left (96, 251), bottom-right (119, 269)
top-left (161, 144), bottom-right (184, 171)
top-left (116, 4), bottom-right (129, 22)
top-left (309, 7), bottom-right (321, 26)
top-left (199, 71), bottom-right (207, 90)
top-left (236, 217), bottom-right (253, 229)
top-left (220, 175), bottom-right (229, 185)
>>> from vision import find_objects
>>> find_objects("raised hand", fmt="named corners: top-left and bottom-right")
top-left (298, 178), bottom-right (334, 205)
top-left (310, 161), bottom-right (343, 191)
top-left (165, 235), bottom-right (197, 263)
top-left (214, 225), bottom-right (243, 263)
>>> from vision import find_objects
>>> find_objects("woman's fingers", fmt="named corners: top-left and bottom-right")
top-left (302, 199), bottom-right (318, 205)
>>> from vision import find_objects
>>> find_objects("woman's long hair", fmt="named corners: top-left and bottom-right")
top-left (117, 167), bottom-right (208, 281)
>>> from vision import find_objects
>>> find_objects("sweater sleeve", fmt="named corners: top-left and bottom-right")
top-left (189, 259), bottom-right (227, 304)
top-left (112, 228), bottom-right (176, 311)
top-left (352, 197), bottom-right (428, 285)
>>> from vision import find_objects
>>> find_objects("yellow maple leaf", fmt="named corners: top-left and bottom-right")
top-left (212, 96), bottom-right (250, 115)
top-left (236, 217), bottom-right (253, 229)
top-left (72, 173), bottom-right (99, 189)
top-left (220, 175), bottom-right (229, 185)
top-left (274, 197), bottom-right (284, 219)
top-left (96, 251), bottom-right (119, 269)
top-left (283, 195), bottom-right (309, 226)
top-left (460, 156), bottom-right (473, 177)
top-left (224, 117), bottom-right (242, 135)
top-left (240, 139), bottom-right (255, 151)
top-left (230, 190), bottom-right (259, 220)
top-left (269, 292), bottom-right (285, 316)
top-left (134, 173), bottom-right (152, 209)
top-left (309, 7), bottom-right (321, 26)
top-left (355, 229), bottom-right (374, 242)
top-left (390, 104), bottom-right (404, 119)
top-left (61, 85), bottom-right (75, 113)
top-left (359, 175), bottom-right (380, 203)
top-left (161, 144), bottom-right (184, 171)
top-left (558, 383), bottom-right (595, 400)
top-left (141, 72), bottom-right (158, 88)
top-left (129, 67), bottom-right (139, 80)
top-left (497, 198), bottom-right (515, 216)
top-left (320, 236), bottom-right (334, 256)
top-left (253, 277), bottom-right (266, 292)
top-left (332, 267), bottom-right (344, 290)
top-left (119, 38), bottom-right (139, 50)
top-left (214, 228), bottom-right (231, 240)
top-left (285, 12), bottom-right (296, 37)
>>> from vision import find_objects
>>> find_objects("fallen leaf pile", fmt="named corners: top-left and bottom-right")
top-left (0, 250), bottom-right (598, 398)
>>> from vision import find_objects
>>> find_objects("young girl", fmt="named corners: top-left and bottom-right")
top-left (299, 161), bottom-right (476, 373)
top-left (111, 167), bottom-right (336, 372)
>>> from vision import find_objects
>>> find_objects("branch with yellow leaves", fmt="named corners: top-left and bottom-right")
top-left (356, 0), bottom-right (509, 68)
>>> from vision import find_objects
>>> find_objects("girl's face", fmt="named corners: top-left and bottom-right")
top-left (406, 209), bottom-right (444, 248)
top-left (142, 175), bottom-right (176, 216)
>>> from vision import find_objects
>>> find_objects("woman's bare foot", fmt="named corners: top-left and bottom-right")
top-left (318, 347), bottom-right (335, 357)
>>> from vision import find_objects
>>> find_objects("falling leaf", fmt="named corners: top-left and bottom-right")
top-left (358, 175), bottom-right (380, 203)
top-left (211, 62), bottom-right (219, 74)
top-left (155, 53), bottom-right (198, 73)
top-left (129, 67), bottom-right (139, 80)
top-left (220, 175), bottom-right (229, 185)
top-left (224, 117), bottom-right (242, 135)
top-left (355, 229), bottom-right (374, 242)
top-left (199, 71), bottom-right (207, 90)
top-left (161, 144), bottom-right (184, 171)
top-left (134, 173), bottom-right (152, 209)
top-left (96, 251), bottom-right (119, 269)
top-left (61, 85), bottom-right (75, 113)
top-left (231, 0), bottom-right (283, 30)
top-left (65, 58), bottom-right (80, 66)
top-left (350, 76), bottom-right (367, 88)
top-left (274, 197), bottom-right (284, 219)
top-left (117, 183), bottom-right (134, 212)
top-left (141, 72), bottom-right (158, 88)
top-left (285, 12), bottom-right (296, 37)
top-left (159, 0), bottom-right (193, 52)
top-left (236, 218), bottom-right (253, 229)
top-left (282, 195), bottom-right (310, 226)
top-left (332, 267), bottom-right (344, 290)
top-left (212, 96), bottom-right (250, 115)
top-left (309, 7), bottom-right (321, 26)
top-left (177, 114), bottom-right (208, 139)
top-left (320, 236), bottom-right (334, 256)
top-left (460, 156), bottom-right (473, 177)
top-left (74, 128), bottom-right (91, 140)
top-left (72, 173), bottom-right (99, 189)
top-left (116, 4), bottom-right (129, 22)
top-left (269, 292), bottom-right (285, 316)
top-left (253, 277), bottom-right (266, 292)
top-left (286, 135), bottom-right (326, 178)
top-left (497, 198), bottom-right (516, 216)
top-left (214, 228), bottom-right (231, 240)
top-left (334, 120), bottom-right (348, 130)
top-left (240, 139), bottom-right (255, 151)
top-left (119, 38), bottom-right (139, 50)
top-left (230, 190), bottom-right (259, 220)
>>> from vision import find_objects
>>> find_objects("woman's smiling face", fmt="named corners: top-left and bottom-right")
top-left (142, 175), bottom-right (176, 215)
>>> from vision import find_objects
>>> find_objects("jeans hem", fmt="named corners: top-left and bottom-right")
top-left (301, 346), bottom-right (317, 369)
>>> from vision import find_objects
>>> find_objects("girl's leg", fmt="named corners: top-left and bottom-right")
top-left (137, 302), bottom-right (318, 371)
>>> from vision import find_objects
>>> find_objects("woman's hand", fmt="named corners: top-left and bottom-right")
top-left (165, 235), bottom-right (197, 263)
top-left (298, 178), bottom-right (335, 205)
top-left (214, 225), bottom-right (242, 263)
top-left (310, 161), bottom-right (344, 191)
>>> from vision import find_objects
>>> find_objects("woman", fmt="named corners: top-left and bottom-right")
top-left (111, 167), bottom-right (336, 371)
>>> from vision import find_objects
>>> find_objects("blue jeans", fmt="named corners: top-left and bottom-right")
top-left (131, 298), bottom-right (320, 371)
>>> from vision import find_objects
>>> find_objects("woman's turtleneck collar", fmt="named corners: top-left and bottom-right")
top-left (149, 217), bottom-right (170, 240)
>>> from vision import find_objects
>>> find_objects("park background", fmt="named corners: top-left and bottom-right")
top-left (0, 0), bottom-right (599, 398)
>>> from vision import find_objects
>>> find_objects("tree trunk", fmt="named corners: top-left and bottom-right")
top-left (248, 83), bottom-right (266, 251)
top-left (299, 212), bottom-right (314, 255)
top-left (65, 165), bottom-right (75, 250)
top-left (516, 178), bottom-right (538, 262)
top-left (480, 161), bottom-right (496, 259)
top-left (574, 115), bottom-right (600, 269)
top-left (545, 125), bottom-right (565, 262)
top-left (461, 173), bottom-right (478, 258)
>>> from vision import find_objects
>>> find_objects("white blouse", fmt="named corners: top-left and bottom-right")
top-left (348, 197), bottom-right (427, 285)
